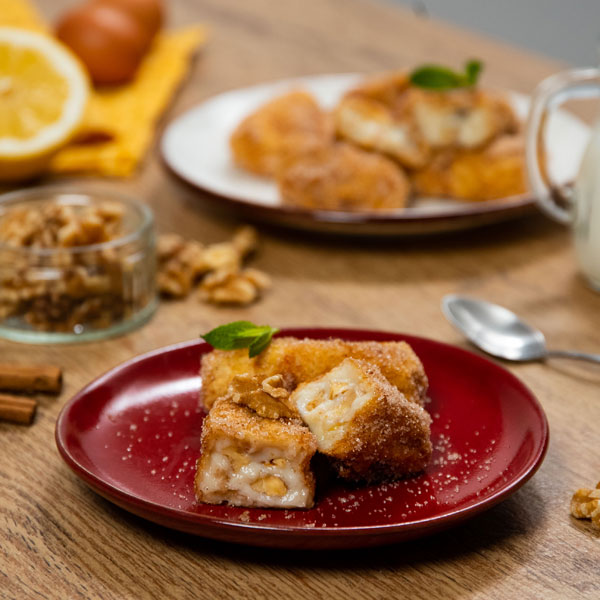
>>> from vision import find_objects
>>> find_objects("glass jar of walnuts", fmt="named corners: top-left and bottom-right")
top-left (0, 187), bottom-right (157, 343)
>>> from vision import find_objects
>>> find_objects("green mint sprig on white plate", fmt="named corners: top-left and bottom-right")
top-left (409, 59), bottom-right (483, 91)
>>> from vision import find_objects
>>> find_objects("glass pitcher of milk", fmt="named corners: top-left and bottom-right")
top-left (527, 68), bottom-right (600, 290)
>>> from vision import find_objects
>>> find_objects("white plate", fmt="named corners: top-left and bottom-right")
top-left (161, 74), bottom-right (590, 235)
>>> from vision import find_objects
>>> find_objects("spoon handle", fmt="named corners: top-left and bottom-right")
top-left (547, 349), bottom-right (600, 364)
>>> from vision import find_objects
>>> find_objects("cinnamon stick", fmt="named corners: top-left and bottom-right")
top-left (0, 393), bottom-right (37, 425)
top-left (0, 364), bottom-right (62, 393)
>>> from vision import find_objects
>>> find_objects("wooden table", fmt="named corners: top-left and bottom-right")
top-left (3, 1), bottom-right (600, 598)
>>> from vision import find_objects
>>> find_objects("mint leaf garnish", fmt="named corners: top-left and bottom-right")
top-left (248, 330), bottom-right (274, 357)
top-left (201, 321), bottom-right (279, 357)
top-left (409, 59), bottom-right (484, 91)
top-left (465, 60), bottom-right (483, 85)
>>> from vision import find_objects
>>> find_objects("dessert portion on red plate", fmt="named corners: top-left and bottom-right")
top-left (200, 334), bottom-right (429, 410)
top-left (291, 358), bottom-right (432, 482)
top-left (55, 327), bottom-right (548, 549)
top-left (195, 385), bottom-right (318, 509)
top-left (195, 324), bottom-right (433, 509)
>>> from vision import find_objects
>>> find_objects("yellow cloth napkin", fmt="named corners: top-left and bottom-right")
top-left (1, 0), bottom-right (206, 177)
top-left (0, 0), bottom-right (46, 31)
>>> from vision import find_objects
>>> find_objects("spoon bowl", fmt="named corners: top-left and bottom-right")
top-left (442, 295), bottom-right (549, 361)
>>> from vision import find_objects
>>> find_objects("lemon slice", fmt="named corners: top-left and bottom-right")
top-left (0, 27), bottom-right (89, 181)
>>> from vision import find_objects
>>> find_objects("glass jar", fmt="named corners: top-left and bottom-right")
top-left (0, 186), bottom-right (157, 343)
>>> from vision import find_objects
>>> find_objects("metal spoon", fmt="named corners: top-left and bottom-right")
top-left (442, 294), bottom-right (600, 364)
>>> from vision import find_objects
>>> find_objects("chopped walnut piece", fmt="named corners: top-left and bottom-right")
top-left (228, 374), bottom-right (297, 420)
top-left (261, 374), bottom-right (291, 399)
top-left (96, 201), bottom-right (125, 221)
top-left (0, 201), bottom-right (125, 249)
top-left (157, 265), bottom-right (193, 298)
top-left (199, 243), bottom-right (241, 273)
top-left (156, 226), bottom-right (270, 306)
top-left (221, 445), bottom-right (251, 470)
top-left (199, 270), bottom-right (260, 305)
top-left (232, 225), bottom-right (258, 256)
top-left (571, 482), bottom-right (600, 528)
top-left (251, 475), bottom-right (287, 497)
top-left (243, 268), bottom-right (272, 290)
top-left (178, 241), bottom-right (207, 276)
top-left (157, 242), bottom-right (208, 298)
top-left (199, 266), bottom-right (271, 306)
top-left (157, 233), bottom-right (185, 260)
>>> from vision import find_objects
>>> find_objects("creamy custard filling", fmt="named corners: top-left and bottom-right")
top-left (294, 361), bottom-right (371, 451)
top-left (198, 439), bottom-right (310, 508)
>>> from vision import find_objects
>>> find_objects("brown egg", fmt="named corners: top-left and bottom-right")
top-left (97, 0), bottom-right (163, 41)
top-left (56, 2), bottom-right (149, 86)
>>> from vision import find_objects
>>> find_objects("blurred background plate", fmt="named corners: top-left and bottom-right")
top-left (161, 74), bottom-right (590, 236)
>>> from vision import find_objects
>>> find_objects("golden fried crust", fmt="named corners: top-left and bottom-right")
top-left (335, 71), bottom-right (519, 169)
top-left (200, 337), bottom-right (428, 411)
top-left (334, 96), bottom-right (429, 169)
top-left (346, 72), bottom-right (411, 106)
top-left (292, 358), bottom-right (432, 482)
top-left (335, 71), bottom-right (427, 168)
top-left (398, 87), bottom-right (519, 150)
top-left (277, 142), bottom-right (410, 212)
top-left (411, 134), bottom-right (527, 201)
top-left (230, 90), bottom-right (332, 177)
top-left (201, 397), bottom-right (311, 450)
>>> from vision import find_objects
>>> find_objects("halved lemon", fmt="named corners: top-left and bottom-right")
top-left (0, 27), bottom-right (89, 181)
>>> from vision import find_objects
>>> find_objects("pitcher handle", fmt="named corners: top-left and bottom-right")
top-left (526, 68), bottom-right (600, 225)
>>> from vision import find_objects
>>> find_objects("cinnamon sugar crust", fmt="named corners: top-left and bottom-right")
top-left (200, 337), bottom-right (428, 411)
top-left (291, 358), bottom-right (432, 482)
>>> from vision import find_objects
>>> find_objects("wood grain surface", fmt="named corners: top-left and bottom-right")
top-left (2, 1), bottom-right (600, 598)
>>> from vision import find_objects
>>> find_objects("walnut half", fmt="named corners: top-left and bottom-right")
top-left (228, 374), bottom-right (297, 420)
top-left (571, 482), bottom-right (600, 529)
top-left (199, 268), bottom-right (271, 305)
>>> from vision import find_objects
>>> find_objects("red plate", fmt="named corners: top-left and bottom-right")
top-left (55, 328), bottom-right (548, 549)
